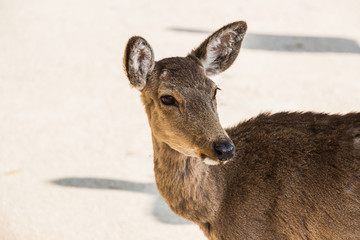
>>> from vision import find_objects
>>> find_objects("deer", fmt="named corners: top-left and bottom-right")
top-left (123, 21), bottom-right (360, 239)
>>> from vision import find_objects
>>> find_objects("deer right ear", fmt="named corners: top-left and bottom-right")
top-left (123, 36), bottom-right (155, 91)
top-left (189, 21), bottom-right (247, 76)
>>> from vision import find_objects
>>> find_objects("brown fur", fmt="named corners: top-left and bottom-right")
top-left (123, 21), bottom-right (360, 239)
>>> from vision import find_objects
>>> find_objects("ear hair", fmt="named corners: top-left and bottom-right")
top-left (123, 36), bottom-right (155, 90)
top-left (189, 21), bottom-right (247, 76)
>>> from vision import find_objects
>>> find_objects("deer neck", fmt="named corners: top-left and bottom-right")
top-left (151, 135), bottom-right (223, 224)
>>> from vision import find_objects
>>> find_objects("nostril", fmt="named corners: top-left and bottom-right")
top-left (214, 147), bottom-right (224, 156)
top-left (213, 141), bottom-right (235, 161)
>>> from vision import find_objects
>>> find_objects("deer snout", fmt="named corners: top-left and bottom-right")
top-left (213, 140), bottom-right (235, 161)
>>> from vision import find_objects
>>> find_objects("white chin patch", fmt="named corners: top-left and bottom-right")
top-left (203, 157), bottom-right (220, 166)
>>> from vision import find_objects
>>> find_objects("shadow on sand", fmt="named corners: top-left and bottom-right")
top-left (51, 177), bottom-right (189, 225)
top-left (168, 27), bottom-right (360, 54)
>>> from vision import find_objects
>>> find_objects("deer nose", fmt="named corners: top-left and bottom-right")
top-left (213, 140), bottom-right (235, 161)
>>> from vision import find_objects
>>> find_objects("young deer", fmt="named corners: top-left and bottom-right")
top-left (123, 21), bottom-right (360, 239)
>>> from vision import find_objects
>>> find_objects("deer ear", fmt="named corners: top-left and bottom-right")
top-left (189, 21), bottom-right (247, 76)
top-left (123, 36), bottom-right (155, 90)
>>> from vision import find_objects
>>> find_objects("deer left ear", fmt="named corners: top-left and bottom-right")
top-left (123, 36), bottom-right (155, 91)
top-left (189, 21), bottom-right (247, 76)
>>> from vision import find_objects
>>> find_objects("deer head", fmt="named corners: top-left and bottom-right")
top-left (124, 21), bottom-right (247, 165)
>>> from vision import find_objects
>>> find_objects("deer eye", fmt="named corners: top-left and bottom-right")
top-left (213, 88), bottom-right (220, 100)
top-left (160, 95), bottom-right (177, 106)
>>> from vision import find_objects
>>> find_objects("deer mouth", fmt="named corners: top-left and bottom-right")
top-left (200, 153), bottom-right (230, 166)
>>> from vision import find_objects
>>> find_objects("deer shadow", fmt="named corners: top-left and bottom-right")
top-left (168, 27), bottom-right (360, 54)
top-left (51, 177), bottom-right (189, 225)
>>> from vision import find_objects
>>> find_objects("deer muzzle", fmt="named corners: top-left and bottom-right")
top-left (212, 140), bottom-right (235, 161)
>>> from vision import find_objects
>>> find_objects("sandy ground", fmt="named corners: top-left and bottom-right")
top-left (1, 0), bottom-right (359, 239)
